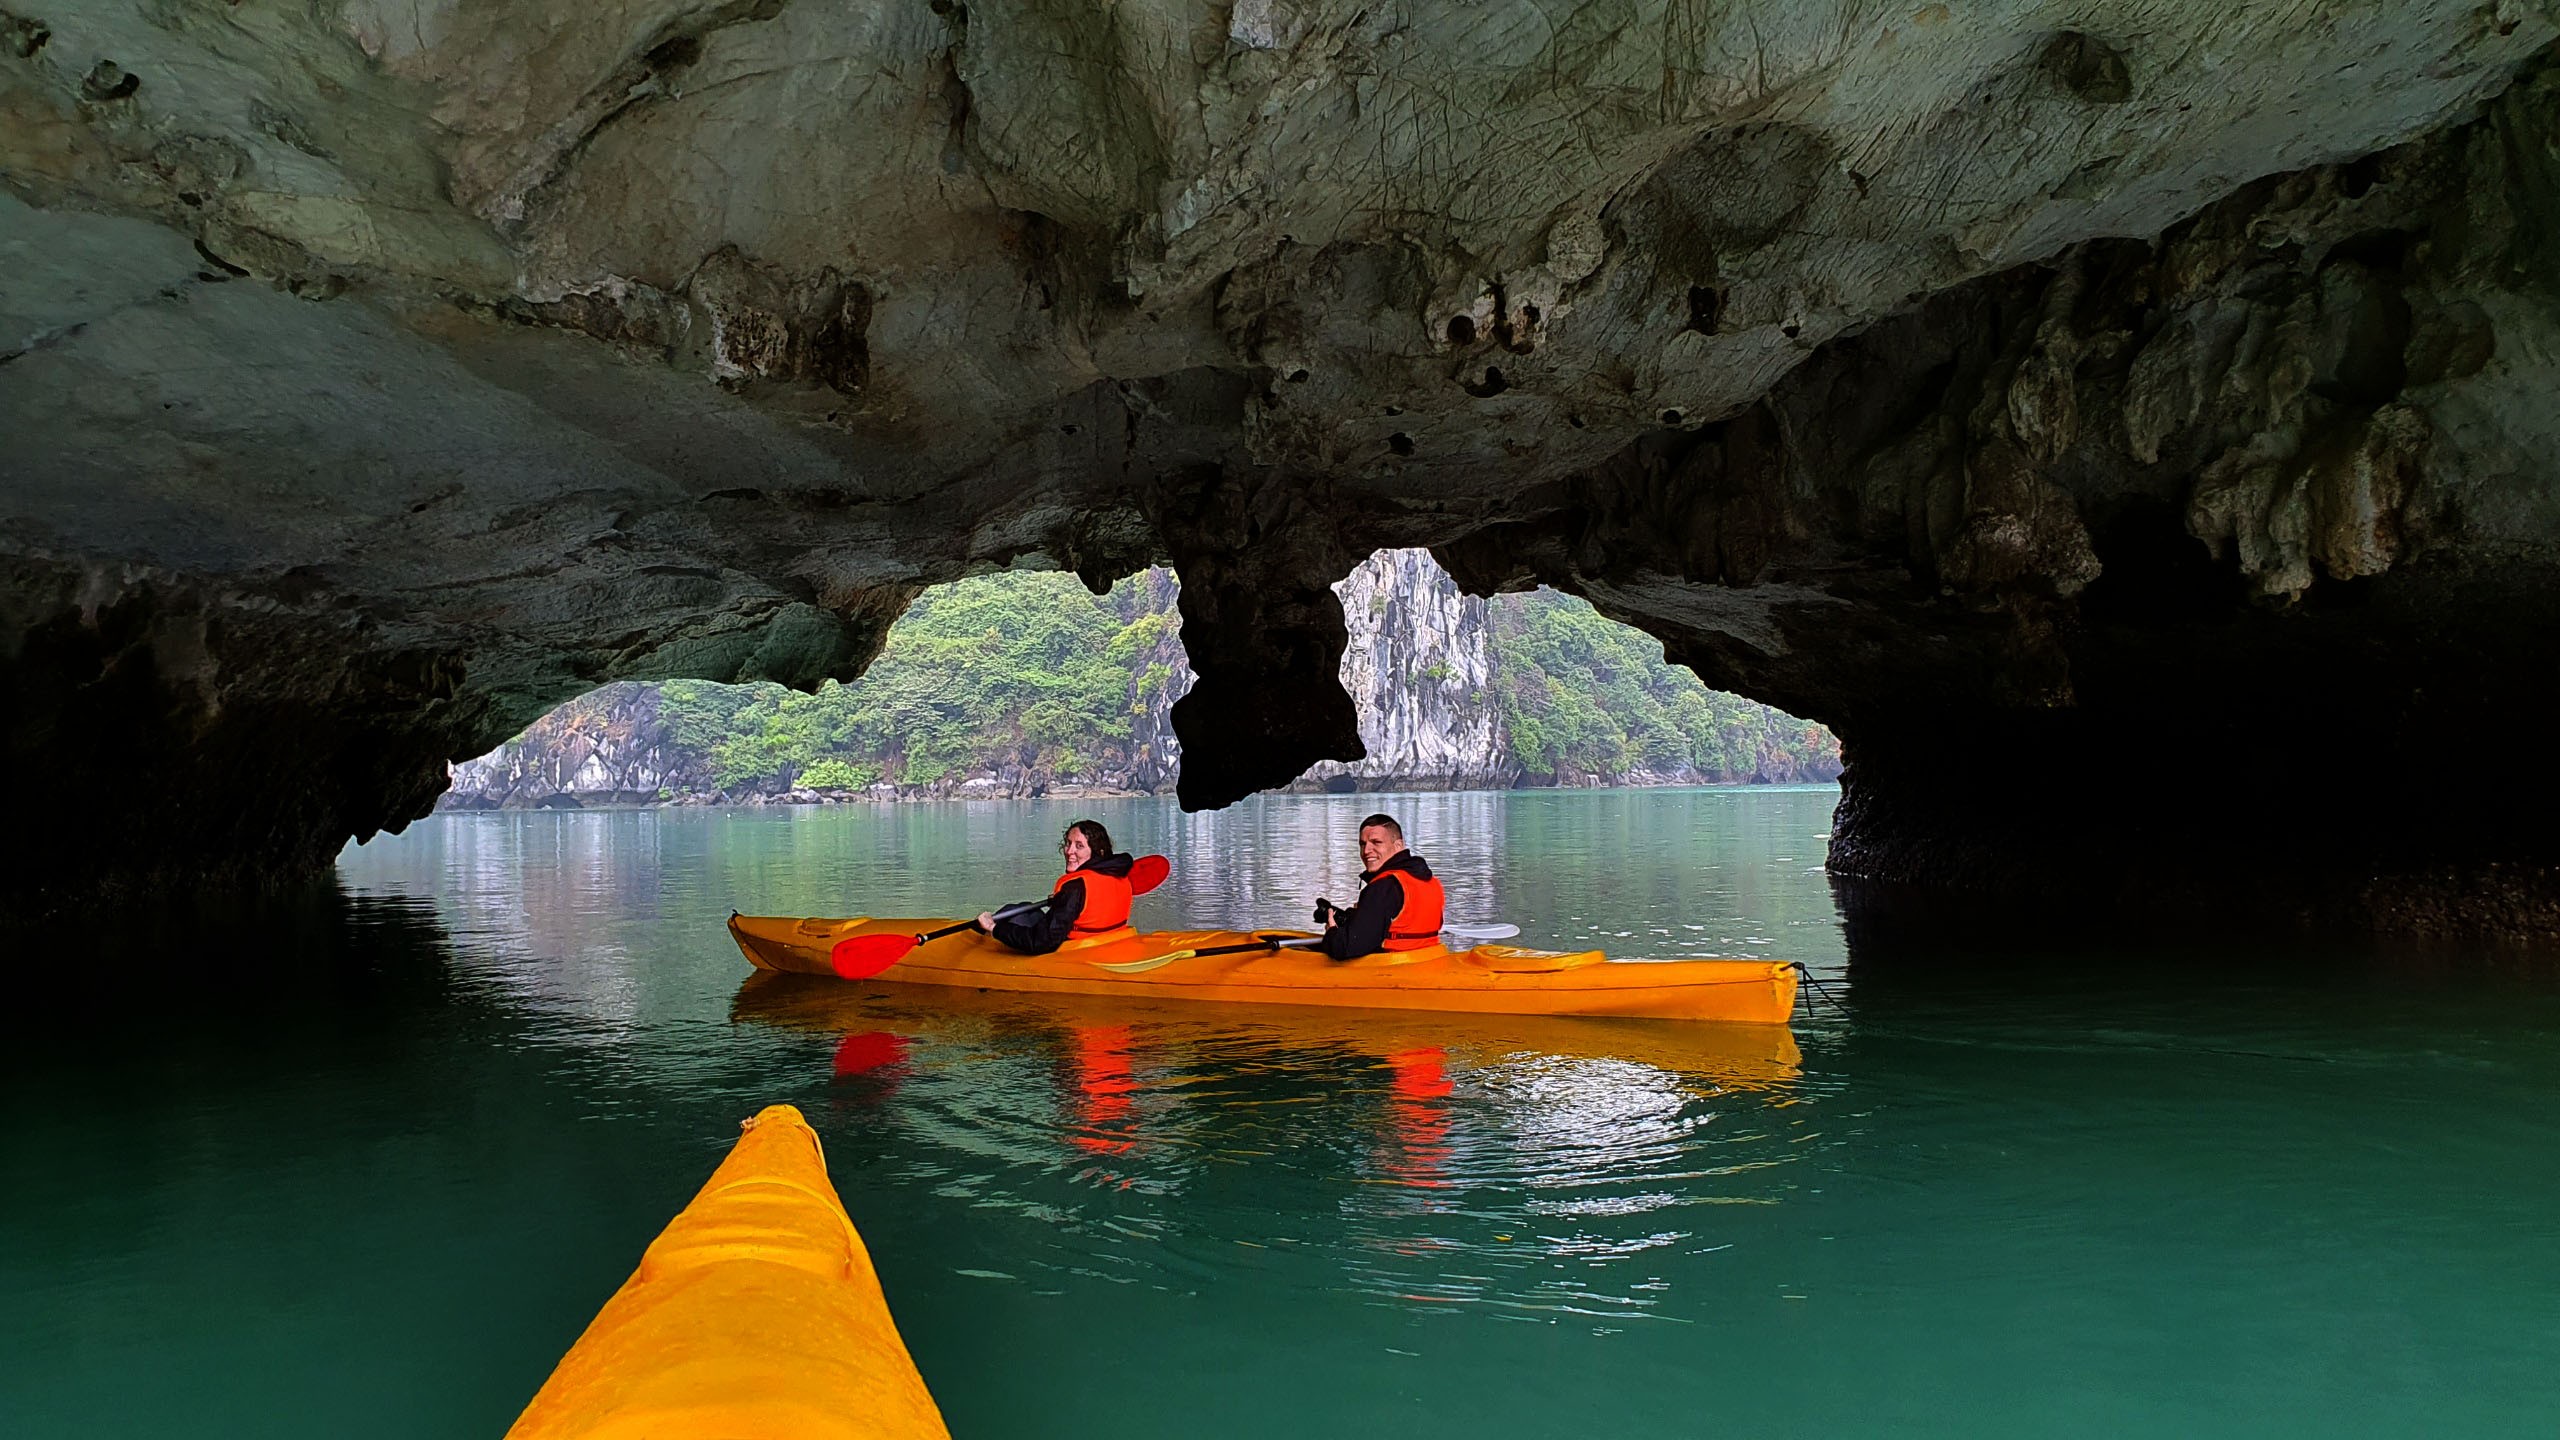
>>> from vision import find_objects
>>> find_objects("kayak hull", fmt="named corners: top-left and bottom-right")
top-left (732, 969), bottom-right (1806, 1087)
top-left (506, 1104), bottom-right (948, 1440)
top-left (729, 914), bottom-right (1799, 1025)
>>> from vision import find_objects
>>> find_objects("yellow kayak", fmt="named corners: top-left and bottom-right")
top-left (728, 914), bottom-right (1800, 1024)
top-left (506, 1104), bottom-right (949, 1440)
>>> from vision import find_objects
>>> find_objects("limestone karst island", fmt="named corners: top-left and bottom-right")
top-left (6, 4), bottom-right (2558, 1437)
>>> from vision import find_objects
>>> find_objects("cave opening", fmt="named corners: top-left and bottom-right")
top-left (437, 552), bottom-right (1838, 813)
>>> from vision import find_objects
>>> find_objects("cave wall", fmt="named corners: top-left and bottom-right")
top-left (5, 1), bottom-right (2560, 932)
top-left (1437, 63), bottom-right (2560, 937)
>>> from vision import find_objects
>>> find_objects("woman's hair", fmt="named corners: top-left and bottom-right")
top-left (1063, 818), bottom-right (1115, 860)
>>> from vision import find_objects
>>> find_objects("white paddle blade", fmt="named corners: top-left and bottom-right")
top-left (1441, 922), bottom-right (1520, 941)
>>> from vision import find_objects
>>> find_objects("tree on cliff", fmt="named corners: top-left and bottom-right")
top-left (658, 570), bottom-right (1175, 794)
top-left (1492, 592), bottom-right (1841, 784)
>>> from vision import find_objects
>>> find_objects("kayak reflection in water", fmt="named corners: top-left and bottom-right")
top-left (1067, 1023), bottom-right (1141, 1161)
top-left (1311, 813), bottom-right (1447, 960)
top-left (1380, 1045), bottom-right (1455, 1193)
top-left (978, 819), bottom-right (1137, 955)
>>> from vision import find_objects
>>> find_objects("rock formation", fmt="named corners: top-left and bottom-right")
top-left (1296, 549), bottom-right (1513, 793)
top-left (441, 551), bottom-right (1831, 805)
top-left (442, 683), bottom-right (704, 809)
top-left (5, 2), bottom-right (2559, 936)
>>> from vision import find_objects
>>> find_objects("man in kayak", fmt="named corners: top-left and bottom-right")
top-left (1311, 813), bottom-right (1445, 959)
top-left (979, 819), bottom-right (1137, 954)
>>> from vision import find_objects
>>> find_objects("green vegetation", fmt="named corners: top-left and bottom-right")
top-left (625, 567), bottom-right (1834, 794)
top-left (1491, 590), bottom-right (1839, 783)
top-left (656, 569), bottom-right (1178, 792)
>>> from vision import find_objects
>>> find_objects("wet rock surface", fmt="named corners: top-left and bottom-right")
top-left (4, 3), bottom-right (2559, 935)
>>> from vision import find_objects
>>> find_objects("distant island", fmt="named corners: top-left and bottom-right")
top-left (441, 550), bottom-right (1839, 809)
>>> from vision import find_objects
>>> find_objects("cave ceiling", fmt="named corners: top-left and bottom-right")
top-left (6, 0), bottom-right (2560, 929)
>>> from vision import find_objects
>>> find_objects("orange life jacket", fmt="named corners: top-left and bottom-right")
top-left (1058, 866), bottom-right (1134, 935)
top-left (1378, 868), bottom-right (1445, 950)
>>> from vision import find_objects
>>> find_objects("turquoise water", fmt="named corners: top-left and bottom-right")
top-left (6, 787), bottom-right (2559, 1436)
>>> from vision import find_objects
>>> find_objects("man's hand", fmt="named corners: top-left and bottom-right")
top-left (976, 911), bottom-right (997, 932)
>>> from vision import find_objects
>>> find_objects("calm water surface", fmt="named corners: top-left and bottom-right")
top-left (5, 787), bottom-right (2559, 1437)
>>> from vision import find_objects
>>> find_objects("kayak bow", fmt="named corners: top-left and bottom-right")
top-left (506, 1104), bottom-right (949, 1440)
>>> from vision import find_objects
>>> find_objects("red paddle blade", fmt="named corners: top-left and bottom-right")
top-left (830, 933), bottom-right (918, 980)
top-left (1129, 853), bottom-right (1170, 895)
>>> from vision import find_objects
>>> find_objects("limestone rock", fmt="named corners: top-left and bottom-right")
top-left (1296, 549), bottom-right (1513, 793)
top-left (4, 2), bottom-right (2560, 934)
top-left (441, 682), bottom-right (699, 808)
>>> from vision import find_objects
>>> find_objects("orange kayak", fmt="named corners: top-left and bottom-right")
top-left (505, 1104), bottom-right (949, 1440)
top-left (728, 915), bottom-right (1800, 1024)
top-left (731, 969), bottom-right (1806, 1087)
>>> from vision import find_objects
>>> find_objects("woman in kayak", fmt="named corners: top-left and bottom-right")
top-left (977, 819), bottom-right (1138, 954)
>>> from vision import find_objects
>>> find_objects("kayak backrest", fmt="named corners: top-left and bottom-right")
top-left (794, 916), bottom-right (871, 938)
top-left (1462, 945), bottom-right (1605, 973)
top-left (1058, 926), bottom-right (1139, 951)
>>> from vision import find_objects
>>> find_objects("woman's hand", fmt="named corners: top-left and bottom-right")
top-left (976, 911), bottom-right (997, 932)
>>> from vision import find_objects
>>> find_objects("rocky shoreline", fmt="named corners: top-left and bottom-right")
top-left (440, 772), bottom-right (1835, 813)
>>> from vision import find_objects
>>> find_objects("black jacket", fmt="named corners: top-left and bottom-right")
top-left (1319, 850), bottom-right (1433, 959)
top-left (990, 851), bottom-right (1136, 955)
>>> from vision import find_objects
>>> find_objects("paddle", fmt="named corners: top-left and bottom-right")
top-left (1127, 853), bottom-right (1171, 894)
top-left (830, 853), bottom-right (1172, 980)
top-left (1093, 934), bottom-right (1321, 974)
top-left (1093, 921), bottom-right (1521, 975)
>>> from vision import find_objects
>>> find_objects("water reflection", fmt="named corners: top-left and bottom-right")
top-left (344, 787), bottom-right (1849, 982)
top-left (19, 789), bottom-right (2560, 1440)
top-left (730, 974), bottom-right (1813, 1318)
top-left (1377, 1047), bottom-right (1454, 1193)
top-left (341, 794), bottom-right (1843, 1334)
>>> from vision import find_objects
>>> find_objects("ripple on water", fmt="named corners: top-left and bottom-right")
top-left (728, 977), bottom-right (1829, 1321)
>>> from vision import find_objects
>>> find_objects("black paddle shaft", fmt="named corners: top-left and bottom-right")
top-left (1180, 934), bottom-right (1322, 959)
top-left (916, 900), bottom-right (1046, 944)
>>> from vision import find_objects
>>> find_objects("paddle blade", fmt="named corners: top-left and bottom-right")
top-left (830, 933), bottom-right (918, 980)
top-left (1094, 949), bottom-right (1191, 974)
top-left (1128, 853), bottom-right (1170, 894)
top-left (1441, 923), bottom-right (1521, 941)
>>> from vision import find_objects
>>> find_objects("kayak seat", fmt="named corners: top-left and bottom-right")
top-left (795, 916), bottom-right (870, 938)
top-left (1463, 945), bottom-right (1605, 973)
top-left (1351, 943), bottom-right (1451, 966)
top-left (1058, 926), bottom-right (1138, 952)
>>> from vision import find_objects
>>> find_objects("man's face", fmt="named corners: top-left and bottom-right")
top-left (1358, 825), bottom-right (1402, 872)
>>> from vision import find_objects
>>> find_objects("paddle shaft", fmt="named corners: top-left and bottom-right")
top-left (1152, 919), bottom-right (1516, 963)
top-left (1092, 921), bottom-right (1517, 974)
top-left (1171, 935), bottom-right (1328, 960)
top-left (915, 901), bottom-right (1041, 944)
